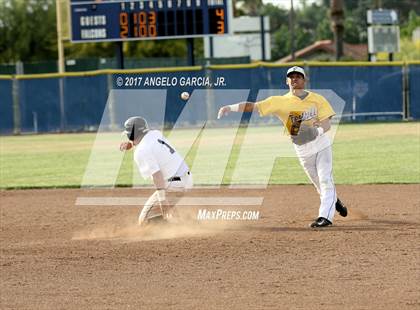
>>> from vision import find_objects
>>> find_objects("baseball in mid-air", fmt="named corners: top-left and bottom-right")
top-left (181, 91), bottom-right (190, 100)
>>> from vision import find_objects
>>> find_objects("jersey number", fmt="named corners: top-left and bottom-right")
top-left (157, 139), bottom-right (175, 154)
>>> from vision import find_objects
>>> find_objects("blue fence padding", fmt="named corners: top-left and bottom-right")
top-left (1, 65), bottom-right (418, 134)
top-left (309, 66), bottom-right (403, 120)
top-left (208, 67), bottom-right (289, 123)
top-left (209, 66), bottom-right (288, 93)
top-left (17, 75), bottom-right (109, 132)
top-left (64, 75), bottom-right (109, 130)
top-left (408, 64), bottom-right (420, 119)
top-left (165, 71), bottom-right (205, 126)
top-left (265, 67), bottom-right (290, 90)
top-left (116, 70), bottom-right (209, 126)
top-left (0, 79), bottom-right (13, 134)
top-left (19, 78), bottom-right (61, 132)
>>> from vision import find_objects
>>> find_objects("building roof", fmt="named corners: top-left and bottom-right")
top-left (277, 40), bottom-right (367, 62)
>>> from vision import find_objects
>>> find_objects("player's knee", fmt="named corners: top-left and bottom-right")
top-left (319, 178), bottom-right (334, 191)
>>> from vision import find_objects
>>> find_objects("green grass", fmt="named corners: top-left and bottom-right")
top-left (0, 122), bottom-right (419, 189)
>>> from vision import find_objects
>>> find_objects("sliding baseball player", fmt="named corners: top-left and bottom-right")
top-left (119, 116), bottom-right (193, 226)
top-left (217, 66), bottom-right (347, 228)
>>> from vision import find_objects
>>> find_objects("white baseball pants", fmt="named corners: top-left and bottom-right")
top-left (138, 172), bottom-right (193, 224)
top-left (298, 146), bottom-right (337, 222)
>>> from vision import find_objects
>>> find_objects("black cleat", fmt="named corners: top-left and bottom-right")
top-left (310, 217), bottom-right (332, 228)
top-left (335, 198), bottom-right (348, 217)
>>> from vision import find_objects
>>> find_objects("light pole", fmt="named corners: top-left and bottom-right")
top-left (56, 0), bottom-right (66, 131)
top-left (289, 0), bottom-right (295, 60)
top-left (330, 0), bottom-right (344, 61)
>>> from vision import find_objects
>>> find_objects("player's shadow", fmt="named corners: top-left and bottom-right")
top-left (227, 226), bottom-right (389, 232)
top-left (225, 222), bottom-right (418, 233)
top-left (367, 219), bottom-right (419, 226)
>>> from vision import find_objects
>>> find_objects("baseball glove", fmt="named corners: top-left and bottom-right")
top-left (291, 124), bottom-right (319, 145)
top-left (286, 111), bottom-right (303, 136)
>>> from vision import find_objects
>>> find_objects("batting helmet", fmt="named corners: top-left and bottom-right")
top-left (123, 116), bottom-right (149, 141)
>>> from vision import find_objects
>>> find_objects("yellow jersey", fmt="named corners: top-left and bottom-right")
top-left (256, 91), bottom-right (336, 135)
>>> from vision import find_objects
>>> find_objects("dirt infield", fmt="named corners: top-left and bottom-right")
top-left (1, 185), bottom-right (419, 309)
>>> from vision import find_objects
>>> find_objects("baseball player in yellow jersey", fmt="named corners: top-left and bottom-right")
top-left (217, 66), bottom-right (347, 228)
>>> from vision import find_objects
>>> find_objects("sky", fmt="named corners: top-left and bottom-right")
top-left (262, 0), bottom-right (320, 9)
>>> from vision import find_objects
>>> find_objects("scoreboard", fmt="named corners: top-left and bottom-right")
top-left (70, 0), bottom-right (232, 42)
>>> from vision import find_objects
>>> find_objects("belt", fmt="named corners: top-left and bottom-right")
top-left (168, 171), bottom-right (190, 182)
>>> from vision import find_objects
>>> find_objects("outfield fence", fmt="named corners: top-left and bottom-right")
top-left (0, 61), bottom-right (419, 134)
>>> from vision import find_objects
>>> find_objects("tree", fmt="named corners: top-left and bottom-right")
top-left (0, 0), bottom-right (56, 63)
top-left (235, 0), bottom-right (263, 16)
top-left (269, 1), bottom-right (335, 59)
top-left (1, 0), bottom-right (418, 65)
top-left (400, 10), bottom-right (420, 38)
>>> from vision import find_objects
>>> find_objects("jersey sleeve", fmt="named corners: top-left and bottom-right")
top-left (256, 96), bottom-right (274, 117)
top-left (134, 151), bottom-right (160, 179)
top-left (316, 95), bottom-right (336, 121)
